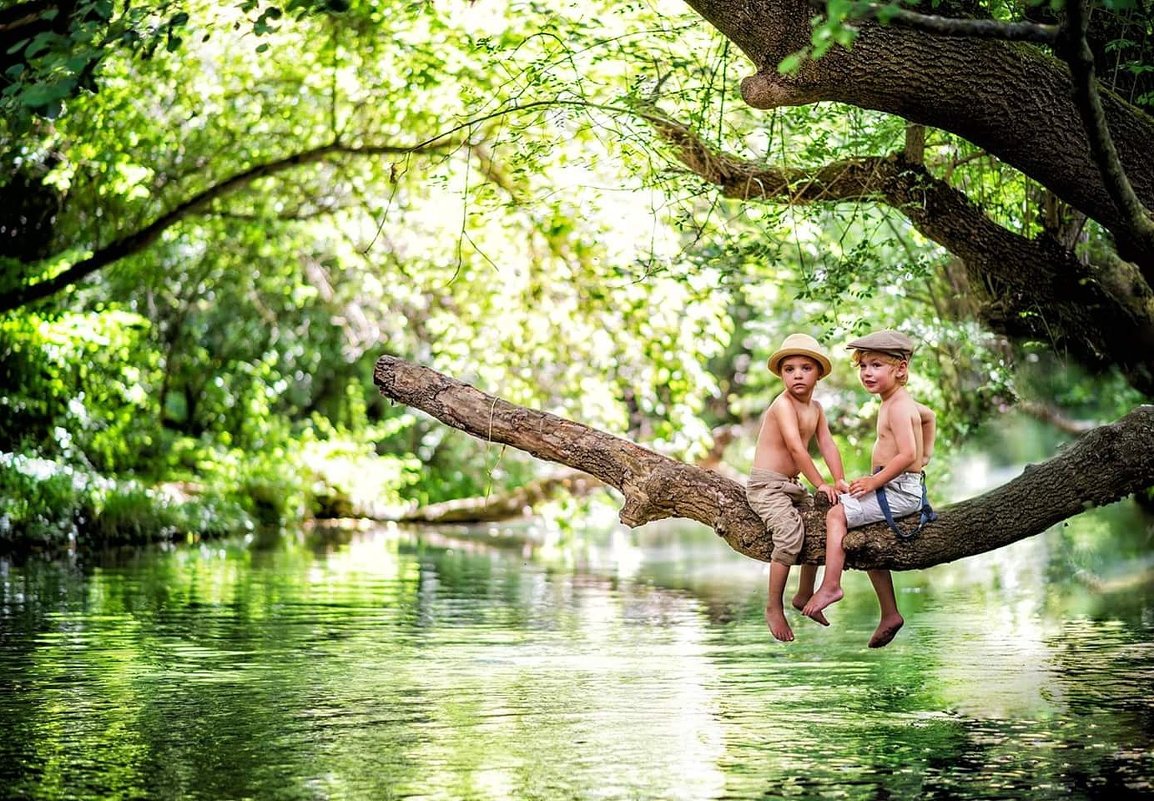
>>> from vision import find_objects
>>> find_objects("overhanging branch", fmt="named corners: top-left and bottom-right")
top-left (647, 111), bottom-right (1154, 393)
top-left (827, 0), bottom-right (1154, 256)
top-left (684, 0), bottom-right (1154, 276)
top-left (0, 137), bottom-right (461, 314)
top-left (1060, 0), bottom-right (1154, 256)
top-left (814, 0), bottom-right (1059, 44)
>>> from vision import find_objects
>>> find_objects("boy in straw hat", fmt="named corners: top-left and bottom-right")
top-left (747, 333), bottom-right (849, 642)
top-left (802, 329), bottom-right (937, 647)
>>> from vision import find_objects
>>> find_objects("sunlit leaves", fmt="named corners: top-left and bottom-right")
top-left (0, 311), bottom-right (160, 471)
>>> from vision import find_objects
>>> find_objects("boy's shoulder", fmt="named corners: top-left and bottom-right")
top-left (770, 390), bottom-right (821, 411)
top-left (880, 388), bottom-right (919, 414)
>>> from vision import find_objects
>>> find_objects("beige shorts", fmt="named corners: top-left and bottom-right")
top-left (839, 472), bottom-right (923, 529)
top-left (746, 468), bottom-right (808, 565)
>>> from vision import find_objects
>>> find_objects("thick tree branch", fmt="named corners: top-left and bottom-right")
top-left (650, 112), bottom-right (1154, 393)
top-left (0, 138), bottom-right (460, 314)
top-left (1059, 0), bottom-right (1154, 255)
top-left (820, 0), bottom-right (1059, 44)
top-left (395, 417), bottom-right (748, 525)
top-left (682, 0), bottom-right (1154, 275)
top-left (374, 354), bottom-right (1154, 569)
top-left (851, 0), bottom-right (1154, 252)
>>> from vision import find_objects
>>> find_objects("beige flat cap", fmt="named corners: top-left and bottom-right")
top-left (845, 330), bottom-right (916, 360)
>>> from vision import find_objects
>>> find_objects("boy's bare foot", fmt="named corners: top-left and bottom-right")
top-left (765, 606), bottom-right (795, 642)
top-left (791, 595), bottom-right (829, 626)
top-left (801, 586), bottom-right (843, 620)
top-left (868, 614), bottom-right (904, 648)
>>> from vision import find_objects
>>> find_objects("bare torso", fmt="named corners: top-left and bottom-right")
top-left (752, 392), bottom-right (821, 476)
top-left (872, 390), bottom-right (925, 471)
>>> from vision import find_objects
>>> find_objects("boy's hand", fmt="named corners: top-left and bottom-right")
top-left (834, 479), bottom-right (851, 494)
top-left (816, 482), bottom-right (839, 504)
top-left (849, 475), bottom-right (881, 498)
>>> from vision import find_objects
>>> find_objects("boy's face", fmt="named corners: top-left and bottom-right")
top-left (855, 351), bottom-right (906, 394)
top-left (779, 355), bottom-right (822, 397)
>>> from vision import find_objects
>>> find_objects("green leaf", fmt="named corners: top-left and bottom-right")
top-left (24, 32), bottom-right (59, 59)
top-left (19, 79), bottom-right (74, 108)
top-left (778, 51), bottom-right (808, 75)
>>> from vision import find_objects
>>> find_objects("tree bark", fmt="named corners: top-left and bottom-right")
top-left (375, 354), bottom-right (1154, 570)
top-left (682, 0), bottom-right (1154, 276)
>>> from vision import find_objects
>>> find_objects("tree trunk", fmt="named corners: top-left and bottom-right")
top-left (375, 354), bottom-right (1154, 570)
top-left (682, 0), bottom-right (1154, 276)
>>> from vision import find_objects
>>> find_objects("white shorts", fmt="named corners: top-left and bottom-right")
top-left (840, 472), bottom-right (924, 529)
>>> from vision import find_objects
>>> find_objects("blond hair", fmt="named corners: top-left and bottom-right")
top-left (851, 349), bottom-right (909, 386)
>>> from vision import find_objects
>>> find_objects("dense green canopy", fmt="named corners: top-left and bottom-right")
top-left (1, 0), bottom-right (1150, 547)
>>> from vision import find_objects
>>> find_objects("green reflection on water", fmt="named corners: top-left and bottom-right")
top-left (1, 502), bottom-right (1152, 801)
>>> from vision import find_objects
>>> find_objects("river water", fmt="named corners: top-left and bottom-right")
top-left (1, 502), bottom-right (1152, 800)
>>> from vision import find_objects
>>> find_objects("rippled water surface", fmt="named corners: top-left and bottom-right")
top-left (2, 506), bottom-right (1153, 800)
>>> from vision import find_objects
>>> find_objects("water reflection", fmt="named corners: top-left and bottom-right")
top-left (1, 503), bottom-right (1152, 800)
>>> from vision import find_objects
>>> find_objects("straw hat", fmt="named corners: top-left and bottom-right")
top-left (845, 330), bottom-right (916, 360)
top-left (767, 333), bottom-right (832, 377)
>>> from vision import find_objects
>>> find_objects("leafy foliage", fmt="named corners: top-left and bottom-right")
top-left (0, 0), bottom-right (1146, 546)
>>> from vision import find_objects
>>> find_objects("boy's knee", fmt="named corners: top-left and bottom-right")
top-left (826, 504), bottom-right (846, 524)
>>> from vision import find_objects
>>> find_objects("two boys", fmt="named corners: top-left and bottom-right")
top-left (747, 330), bottom-right (935, 647)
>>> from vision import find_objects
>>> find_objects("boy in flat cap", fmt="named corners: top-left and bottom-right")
top-left (747, 333), bottom-right (849, 642)
top-left (802, 329), bottom-right (937, 648)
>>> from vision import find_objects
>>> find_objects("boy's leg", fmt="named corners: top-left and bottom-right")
top-left (802, 505), bottom-right (847, 618)
top-left (791, 564), bottom-right (819, 609)
top-left (866, 569), bottom-right (905, 648)
top-left (765, 561), bottom-right (795, 642)
top-left (792, 565), bottom-right (829, 626)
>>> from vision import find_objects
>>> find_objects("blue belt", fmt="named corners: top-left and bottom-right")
top-left (873, 468), bottom-right (936, 540)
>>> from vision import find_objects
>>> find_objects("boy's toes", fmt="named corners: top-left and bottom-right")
top-left (806, 609), bottom-right (830, 626)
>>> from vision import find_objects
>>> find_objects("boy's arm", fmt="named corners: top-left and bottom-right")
top-left (771, 400), bottom-right (832, 495)
top-left (918, 402), bottom-right (936, 468)
top-left (814, 404), bottom-right (849, 495)
top-left (850, 401), bottom-right (919, 497)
